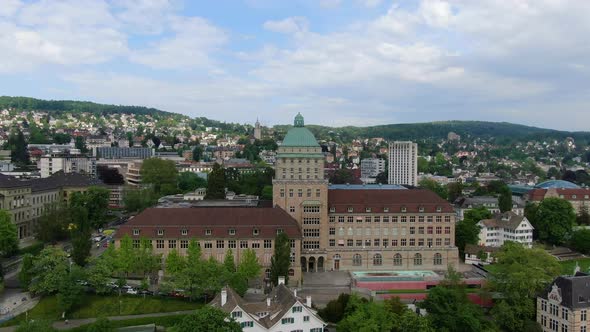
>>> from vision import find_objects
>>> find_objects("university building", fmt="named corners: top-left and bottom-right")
top-left (537, 272), bottom-right (590, 332)
top-left (118, 113), bottom-right (458, 286)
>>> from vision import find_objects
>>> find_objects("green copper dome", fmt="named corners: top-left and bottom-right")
top-left (281, 113), bottom-right (320, 147)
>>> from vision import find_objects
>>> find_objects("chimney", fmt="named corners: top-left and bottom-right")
top-left (221, 289), bottom-right (227, 306)
top-left (306, 295), bottom-right (312, 307)
top-left (266, 297), bottom-right (271, 307)
top-left (278, 276), bottom-right (285, 285)
top-left (294, 289), bottom-right (297, 297)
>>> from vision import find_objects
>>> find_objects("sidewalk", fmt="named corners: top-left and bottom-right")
top-left (0, 309), bottom-right (196, 331)
top-left (0, 291), bottom-right (38, 323)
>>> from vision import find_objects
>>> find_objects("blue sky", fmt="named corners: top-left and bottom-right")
top-left (1, 0), bottom-right (590, 131)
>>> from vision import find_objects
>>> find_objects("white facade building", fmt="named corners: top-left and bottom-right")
top-left (210, 277), bottom-right (325, 332)
top-left (360, 158), bottom-right (385, 183)
top-left (388, 141), bottom-right (418, 186)
top-left (39, 153), bottom-right (97, 178)
top-left (477, 212), bottom-right (534, 248)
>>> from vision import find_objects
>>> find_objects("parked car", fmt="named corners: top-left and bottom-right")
top-left (123, 285), bottom-right (138, 295)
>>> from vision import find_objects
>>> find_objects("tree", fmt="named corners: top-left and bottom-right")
top-left (270, 232), bottom-right (291, 286)
top-left (140, 158), bottom-right (178, 194)
top-left (7, 129), bottom-right (29, 165)
top-left (337, 295), bottom-right (395, 332)
top-left (0, 210), bottom-right (18, 257)
top-left (29, 247), bottom-right (69, 295)
top-left (57, 265), bottom-right (85, 316)
top-left (490, 242), bottom-right (561, 332)
top-left (261, 185), bottom-right (273, 200)
top-left (75, 136), bottom-right (88, 153)
top-left (498, 186), bottom-right (513, 212)
top-left (71, 187), bottom-right (110, 229)
top-left (206, 163), bottom-right (226, 199)
top-left (237, 248), bottom-right (262, 288)
top-left (447, 182), bottom-right (463, 202)
top-left (394, 310), bottom-right (434, 332)
top-left (319, 293), bottom-right (351, 323)
top-left (534, 198), bottom-right (576, 245)
top-left (570, 229), bottom-right (590, 254)
top-left (383, 296), bottom-right (406, 315)
top-left (19, 253), bottom-right (34, 290)
top-left (192, 145), bottom-right (203, 161)
top-left (123, 188), bottom-right (157, 213)
top-left (36, 203), bottom-right (70, 243)
top-left (420, 267), bottom-right (493, 332)
top-left (223, 249), bottom-right (236, 273)
top-left (455, 207), bottom-right (491, 256)
top-left (577, 205), bottom-right (590, 225)
top-left (419, 179), bottom-right (448, 200)
top-left (86, 257), bottom-right (113, 294)
top-left (177, 172), bottom-right (207, 193)
top-left (165, 249), bottom-right (186, 276)
top-left (69, 206), bottom-right (92, 266)
top-left (169, 306), bottom-right (242, 332)
top-left (329, 169), bottom-right (354, 184)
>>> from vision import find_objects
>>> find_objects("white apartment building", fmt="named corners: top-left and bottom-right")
top-left (210, 277), bottom-right (325, 332)
top-left (360, 158), bottom-right (385, 183)
top-left (39, 153), bottom-right (97, 178)
top-left (477, 212), bottom-right (534, 248)
top-left (388, 141), bottom-right (418, 186)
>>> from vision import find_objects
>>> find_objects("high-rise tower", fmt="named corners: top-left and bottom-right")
top-left (388, 141), bottom-right (418, 186)
top-left (273, 113), bottom-right (329, 272)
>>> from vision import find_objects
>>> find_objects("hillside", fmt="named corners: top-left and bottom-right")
top-left (0, 96), bottom-right (180, 118)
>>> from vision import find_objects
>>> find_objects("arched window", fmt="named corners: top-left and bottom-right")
top-left (393, 253), bottom-right (403, 266)
top-left (414, 253), bottom-right (422, 266)
top-left (288, 269), bottom-right (295, 276)
top-left (433, 253), bottom-right (443, 265)
top-left (373, 253), bottom-right (383, 266)
top-left (352, 254), bottom-right (362, 266)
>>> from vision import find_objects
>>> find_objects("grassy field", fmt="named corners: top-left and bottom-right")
top-left (67, 314), bottom-right (189, 332)
top-left (559, 258), bottom-right (590, 275)
top-left (1, 295), bottom-right (201, 327)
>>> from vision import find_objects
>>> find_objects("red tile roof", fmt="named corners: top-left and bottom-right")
top-left (116, 207), bottom-right (301, 239)
top-left (328, 189), bottom-right (454, 213)
top-left (527, 188), bottom-right (590, 201)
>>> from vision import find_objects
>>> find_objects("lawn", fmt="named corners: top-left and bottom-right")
top-left (67, 314), bottom-right (189, 332)
top-left (1, 294), bottom-right (201, 327)
top-left (559, 258), bottom-right (590, 275)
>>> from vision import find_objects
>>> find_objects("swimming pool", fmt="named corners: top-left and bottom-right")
top-left (351, 270), bottom-right (438, 282)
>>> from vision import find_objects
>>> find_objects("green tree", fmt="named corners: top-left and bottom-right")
top-left (329, 169), bottom-right (354, 184)
top-left (29, 247), bottom-right (69, 295)
top-left (0, 210), bottom-right (18, 257)
top-left (447, 182), bottom-right (463, 202)
top-left (238, 248), bottom-right (262, 284)
top-left (70, 186), bottom-right (110, 229)
top-left (165, 249), bottom-right (186, 275)
top-left (223, 249), bottom-right (236, 273)
top-left (177, 172), bottom-right (207, 193)
top-left (140, 158), bottom-right (178, 194)
top-left (69, 206), bottom-right (92, 266)
top-left (261, 185), bottom-right (273, 200)
top-left (123, 188), bottom-right (158, 213)
top-left (206, 163), bottom-right (226, 199)
top-left (455, 207), bottom-right (491, 256)
top-left (577, 205), bottom-right (590, 225)
top-left (534, 198), bottom-right (576, 245)
top-left (75, 136), bottom-right (88, 153)
top-left (570, 229), bottom-right (590, 254)
top-left (192, 145), bottom-right (203, 161)
top-left (7, 129), bottom-right (29, 165)
top-left (270, 232), bottom-right (291, 286)
top-left (420, 267), bottom-right (492, 332)
top-left (419, 179), bottom-right (448, 200)
top-left (490, 242), bottom-right (561, 332)
top-left (394, 310), bottom-right (434, 332)
top-left (86, 257), bottom-right (113, 294)
top-left (318, 293), bottom-right (351, 323)
top-left (35, 203), bottom-right (70, 243)
top-left (57, 265), bottom-right (85, 316)
top-left (18, 253), bottom-right (35, 290)
top-left (337, 295), bottom-right (395, 332)
top-left (498, 187), bottom-right (513, 212)
top-left (169, 306), bottom-right (242, 332)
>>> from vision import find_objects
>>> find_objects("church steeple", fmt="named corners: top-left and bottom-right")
top-left (294, 113), bottom-right (304, 127)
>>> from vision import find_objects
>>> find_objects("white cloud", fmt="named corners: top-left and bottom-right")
top-left (419, 0), bottom-right (453, 28)
top-left (0, 0), bottom-right (22, 17)
top-left (263, 17), bottom-right (309, 34)
top-left (129, 16), bottom-right (227, 70)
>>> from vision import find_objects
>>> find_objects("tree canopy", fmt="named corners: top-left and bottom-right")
top-left (533, 198), bottom-right (576, 245)
top-left (140, 158), bottom-right (178, 195)
top-left (270, 232), bottom-right (291, 286)
top-left (0, 209), bottom-right (18, 257)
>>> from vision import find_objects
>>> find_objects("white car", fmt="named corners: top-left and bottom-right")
top-left (123, 285), bottom-right (138, 295)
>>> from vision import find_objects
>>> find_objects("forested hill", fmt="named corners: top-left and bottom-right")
top-left (276, 121), bottom-right (590, 143)
top-left (0, 96), bottom-right (181, 118)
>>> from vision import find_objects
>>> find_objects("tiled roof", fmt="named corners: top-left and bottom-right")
top-left (328, 189), bottom-right (454, 213)
top-left (116, 207), bottom-right (301, 239)
top-left (527, 188), bottom-right (590, 201)
top-left (464, 244), bottom-right (500, 255)
top-left (28, 171), bottom-right (103, 192)
top-left (0, 174), bottom-right (29, 188)
top-left (478, 212), bottom-right (527, 230)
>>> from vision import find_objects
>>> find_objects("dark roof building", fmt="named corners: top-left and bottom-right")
top-left (537, 273), bottom-right (590, 332)
top-left (328, 188), bottom-right (454, 213)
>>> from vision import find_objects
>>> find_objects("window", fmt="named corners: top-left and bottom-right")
top-left (289, 206), bottom-right (295, 213)
top-left (582, 310), bottom-right (587, 321)
top-left (373, 253), bottom-right (382, 266)
top-left (156, 240), bottom-right (164, 249)
top-left (436, 206), bottom-right (442, 212)
top-left (410, 227), bottom-right (415, 234)
top-left (181, 229), bottom-right (188, 236)
top-left (277, 228), bottom-right (284, 234)
top-left (157, 229), bottom-right (164, 236)
top-left (338, 216), bottom-right (345, 223)
top-left (240, 240), bottom-right (249, 249)
top-left (419, 206), bottom-right (424, 212)
top-left (252, 241), bottom-right (260, 249)
top-left (253, 228), bottom-right (259, 236)
top-left (229, 229), bottom-right (236, 236)
top-left (168, 240), bottom-right (177, 249)
top-left (329, 239), bottom-right (335, 247)
top-left (329, 216), bottom-right (335, 223)
top-left (316, 189), bottom-right (321, 197)
top-left (329, 207), bottom-right (335, 213)
top-left (414, 253), bottom-right (422, 266)
top-left (264, 240), bottom-right (272, 248)
top-left (304, 206), bottom-right (320, 213)
top-left (347, 207), bottom-right (353, 213)
top-left (394, 253), bottom-right (403, 266)
top-left (383, 216), bottom-right (390, 222)
top-left (216, 240), bottom-right (225, 249)
top-left (132, 229), bottom-right (140, 236)
top-left (203, 241), bottom-right (212, 249)
top-left (232, 311), bottom-right (242, 318)
top-left (353, 254), bottom-right (362, 266)
top-left (240, 321), bottom-right (253, 328)
top-left (307, 189), bottom-right (312, 197)
top-left (562, 308), bottom-right (568, 320)
top-left (298, 189), bottom-right (303, 197)
top-left (303, 229), bottom-right (320, 237)
top-left (205, 229), bottom-right (212, 236)
top-left (347, 216), bottom-right (354, 223)
top-left (132, 239), bottom-right (140, 248)
top-left (311, 329), bottom-right (323, 332)
top-left (409, 239), bottom-right (415, 246)
top-left (329, 227), bottom-right (335, 235)
top-left (434, 253), bottom-right (443, 265)
top-left (289, 189), bottom-right (293, 197)
top-left (280, 189), bottom-right (285, 197)
top-left (292, 306), bottom-right (303, 313)
top-left (304, 315), bottom-right (310, 322)
top-left (281, 317), bottom-right (294, 324)
top-left (347, 239), bottom-right (354, 247)
top-left (228, 240), bottom-right (237, 249)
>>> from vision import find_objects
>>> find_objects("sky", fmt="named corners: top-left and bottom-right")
top-left (1, 0), bottom-right (589, 131)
